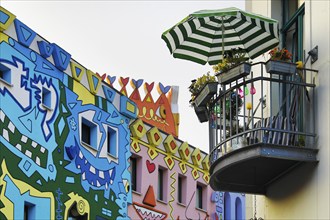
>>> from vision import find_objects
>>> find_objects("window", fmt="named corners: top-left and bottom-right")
top-left (0, 63), bottom-right (11, 85)
top-left (178, 175), bottom-right (187, 204)
top-left (235, 197), bottom-right (243, 220)
top-left (130, 155), bottom-right (141, 193)
top-left (224, 192), bottom-right (231, 220)
top-left (196, 183), bottom-right (206, 210)
top-left (130, 157), bottom-right (137, 192)
top-left (281, 1), bottom-right (304, 62)
top-left (196, 185), bottom-right (203, 209)
top-left (81, 118), bottom-right (97, 149)
top-left (42, 87), bottom-right (51, 109)
top-left (157, 167), bottom-right (168, 202)
top-left (280, 1), bottom-right (305, 128)
top-left (68, 202), bottom-right (87, 220)
top-left (158, 168), bottom-right (164, 201)
top-left (24, 202), bottom-right (35, 220)
top-left (107, 126), bottom-right (117, 157)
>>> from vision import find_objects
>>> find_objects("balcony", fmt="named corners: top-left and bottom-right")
top-left (207, 62), bottom-right (318, 194)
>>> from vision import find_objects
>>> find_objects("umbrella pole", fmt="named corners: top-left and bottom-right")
top-left (222, 16), bottom-right (224, 60)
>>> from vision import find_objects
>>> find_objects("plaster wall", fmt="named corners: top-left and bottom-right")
top-left (128, 120), bottom-right (217, 219)
top-left (245, 0), bottom-right (330, 219)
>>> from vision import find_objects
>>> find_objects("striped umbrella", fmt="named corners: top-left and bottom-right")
top-left (161, 7), bottom-right (279, 65)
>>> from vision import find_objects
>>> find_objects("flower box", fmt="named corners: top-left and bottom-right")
top-left (265, 60), bottom-right (296, 75)
top-left (194, 82), bottom-right (218, 107)
top-left (194, 105), bottom-right (208, 123)
top-left (216, 62), bottom-right (251, 85)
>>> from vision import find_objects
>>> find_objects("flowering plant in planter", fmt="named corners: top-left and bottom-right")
top-left (266, 47), bottom-right (296, 75)
top-left (268, 47), bottom-right (292, 62)
top-left (213, 48), bottom-right (248, 73)
top-left (189, 72), bottom-right (216, 105)
top-left (213, 48), bottom-right (251, 84)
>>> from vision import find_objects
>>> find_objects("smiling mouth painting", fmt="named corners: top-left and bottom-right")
top-left (133, 185), bottom-right (167, 220)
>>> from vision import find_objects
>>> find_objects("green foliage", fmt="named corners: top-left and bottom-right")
top-left (269, 47), bottom-right (292, 62)
top-left (214, 92), bottom-right (243, 120)
top-left (213, 48), bottom-right (248, 73)
top-left (189, 72), bottom-right (216, 103)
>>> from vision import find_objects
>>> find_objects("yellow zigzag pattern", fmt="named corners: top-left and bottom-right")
top-left (169, 172), bottom-right (176, 220)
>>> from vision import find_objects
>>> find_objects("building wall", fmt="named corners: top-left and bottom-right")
top-left (128, 118), bottom-right (215, 219)
top-left (124, 80), bottom-right (245, 220)
top-left (0, 7), bottom-right (137, 220)
top-left (0, 6), bottom-right (246, 220)
top-left (245, 1), bottom-right (330, 219)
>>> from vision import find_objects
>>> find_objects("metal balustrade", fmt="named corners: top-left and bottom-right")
top-left (209, 62), bottom-right (317, 163)
top-left (207, 62), bottom-right (318, 194)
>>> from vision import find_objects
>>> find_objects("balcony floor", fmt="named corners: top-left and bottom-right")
top-left (209, 144), bottom-right (318, 194)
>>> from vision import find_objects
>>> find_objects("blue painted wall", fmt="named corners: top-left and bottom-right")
top-left (0, 6), bottom-right (137, 220)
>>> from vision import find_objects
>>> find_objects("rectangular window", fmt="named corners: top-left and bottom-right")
top-left (81, 118), bottom-right (97, 149)
top-left (42, 87), bottom-right (51, 109)
top-left (130, 157), bottom-right (137, 192)
top-left (107, 127), bottom-right (117, 157)
top-left (0, 63), bottom-right (11, 85)
top-left (158, 168), bottom-right (164, 201)
top-left (178, 175), bottom-right (186, 204)
top-left (196, 183), bottom-right (206, 210)
top-left (157, 167), bottom-right (168, 202)
top-left (130, 155), bottom-right (141, 193)
top-left (24, 202), bottom-right (35, 220)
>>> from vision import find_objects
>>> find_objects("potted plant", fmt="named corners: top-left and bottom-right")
top-left (213, 48), bottom-right (251, 85)
top-left (189, 72), bottom-right (217, 122)
top-left (189, 72), bottom-right (218, 107)
top-left (265, 47), bottom-right (296, 75)
top-left (194, 105), bottom-right (209, 123)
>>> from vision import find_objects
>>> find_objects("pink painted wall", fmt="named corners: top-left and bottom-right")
top-left (128, 121), bottom-right (215, 219)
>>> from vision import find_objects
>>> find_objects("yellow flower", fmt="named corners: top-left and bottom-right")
top-left (246, 102), bottom-right (252, 110)
top-left (296, 61), bottom-right (303, 68)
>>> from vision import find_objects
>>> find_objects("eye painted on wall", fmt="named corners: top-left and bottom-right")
top-left (157, 105), bottom-right (166, 119)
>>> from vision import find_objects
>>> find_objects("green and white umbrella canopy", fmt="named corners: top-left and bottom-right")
top-left (161, 7), bottom-right (279, 65)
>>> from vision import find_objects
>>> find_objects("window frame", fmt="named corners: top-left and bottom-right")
top-left (130, 155), bottom-right (142, 193)
top-left (81, 117), bottom-right (97, 150)
top-left (280, 1), bottom-right (305, 127)
top-left (177, 174), bottom-right (187, 205)
top-left (107, 126), bottom-right (118, 158)
top-left (196, 182), bottom-right (207, 210)
top-left (157, 166), bottom-right (168, 202)
top-left (24, 201), bottom-right (36, 220)
top-left (41, 87), bottom-right (52, 110)
top-left (0, 63), bottom-right (12, 86)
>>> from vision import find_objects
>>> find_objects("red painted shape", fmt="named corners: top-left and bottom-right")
top-left (146, 159), bottom-right (155, 173)
top-left (197, 154), bottom-right (201, 161)
top-left (96, 72), bottom-right (106, 81)
top-left (145, 82), bottom-right (154, 92)
top-left (154, 133), bottom-right (160, 142)
top-left (120, 77), bottom-right (129, 86)
top-left (143, 185), bottom-right (157, 207)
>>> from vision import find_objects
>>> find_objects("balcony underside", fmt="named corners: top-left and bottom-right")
top-left (209, 144), bottom-right (318, 194)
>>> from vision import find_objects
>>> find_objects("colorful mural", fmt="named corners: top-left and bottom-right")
top-left (128, 117), bottom-right (213, 219)
top-left (116, 77), bottom-right (245, 220)
top-left (0, 7), bottom-right (245, 220)
top-left (0, 6), bottom-right (137, 220)
top-left (108, 76), bottom-right (180, 138)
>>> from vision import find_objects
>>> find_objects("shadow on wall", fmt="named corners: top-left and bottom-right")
top-left (266, 162), bottom-right (318, 200)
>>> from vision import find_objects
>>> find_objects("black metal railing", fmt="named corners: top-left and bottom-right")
top-left (209, 62), bottom-right (317, 165)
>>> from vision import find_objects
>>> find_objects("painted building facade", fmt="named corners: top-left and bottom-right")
top-left (0, 6), bottom-right (137, 219)
top-left (0, 6), bottom-right (246, 220)
top-left (118, 80), bottom-right (246, 220)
